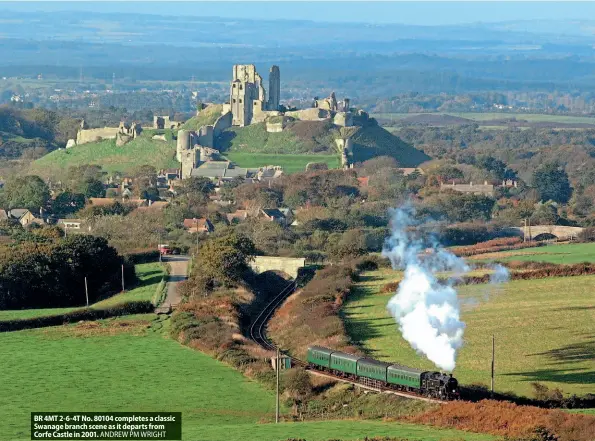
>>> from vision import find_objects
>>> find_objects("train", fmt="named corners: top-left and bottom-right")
top-left (307, 345), bottom-right (460, 400)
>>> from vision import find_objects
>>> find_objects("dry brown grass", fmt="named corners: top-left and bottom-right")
top-left (408, 400), bottom-right (595, 441)
top-left (268, 263), bottom-right (362, 359)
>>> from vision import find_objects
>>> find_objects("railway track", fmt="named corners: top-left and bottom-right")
top-left (248, 280), bottom-right (445, 404)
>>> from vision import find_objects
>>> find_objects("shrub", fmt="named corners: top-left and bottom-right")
top-left (283, 368), bottom-right (313, 405)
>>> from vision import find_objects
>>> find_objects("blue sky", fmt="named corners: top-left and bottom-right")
top-left (1, 1), bottom-right (594, 25)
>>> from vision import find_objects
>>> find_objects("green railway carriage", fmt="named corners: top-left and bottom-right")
top-left (387, 365), bottom-right (423, 389)
top-left (357, 358), bottom-right (391, 382)
top-left (330, 351), bottom-right (361, 375)
top-left (307, 345), bottom-right (333, 369)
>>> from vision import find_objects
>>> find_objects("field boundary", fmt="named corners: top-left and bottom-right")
top-left (0, 301), bottom-right (153, 332)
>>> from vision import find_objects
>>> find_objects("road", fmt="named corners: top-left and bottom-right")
top-left (161, 255), bottom-right (189, 310)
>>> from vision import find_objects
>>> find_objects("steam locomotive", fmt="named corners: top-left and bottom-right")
top-left (307, 345), bottom-right (460, 400)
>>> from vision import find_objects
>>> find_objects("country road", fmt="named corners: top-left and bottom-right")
top-left (161, 255), bottom-right (189, 310)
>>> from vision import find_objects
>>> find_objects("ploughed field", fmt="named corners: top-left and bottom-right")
top-left (345, 268), bottom-right (595, 397)
top-left (0, 313), bottom-right (495, 441)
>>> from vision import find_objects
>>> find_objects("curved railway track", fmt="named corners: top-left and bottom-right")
top-left (248, 280), bottom-right (445, 404)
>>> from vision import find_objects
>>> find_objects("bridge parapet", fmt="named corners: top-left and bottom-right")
top-left (250, 256), bottom-right (306, 279)
top-left (510, 225), bottom-right (584, 240)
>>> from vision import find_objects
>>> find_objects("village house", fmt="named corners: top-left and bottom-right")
top-left (259, 208), bottom-right (294, 226)
top-left (440, 181), bottom-right (495, 197)
top-left (226, 209), bottom-right (248, 224)
top-left (183, 218), bottom-right (214, 234)
top-left (3, 209), bottom-right (44, 226)
top-left (57, 218), bottom-right (91, 233)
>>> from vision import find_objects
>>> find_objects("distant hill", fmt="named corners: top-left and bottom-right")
top-left (29, 130), bottom-right (178, 178)
top-left (217, 115), bottom-right (429, 167)
top-left (0, 106), bottom-right (79, 160)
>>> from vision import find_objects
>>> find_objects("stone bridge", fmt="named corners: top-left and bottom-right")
top-left (250, 256), bottom-right (306, 279)
top-left (509, 225), bottom-right (584, 240)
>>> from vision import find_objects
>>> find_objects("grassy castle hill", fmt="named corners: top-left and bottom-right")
top-left (30, 108), bottom-right (428, 178)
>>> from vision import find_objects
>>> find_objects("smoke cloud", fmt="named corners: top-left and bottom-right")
top-left (382, 205), bottom-right (507, 372)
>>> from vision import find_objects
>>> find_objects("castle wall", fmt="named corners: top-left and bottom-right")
top-left (76, 127), bottom-right (120, 145)
top-left (335, 137), bottom-right (354, 168)
top-left (333, 112), bottom-right (353, 127)
top-left (285, 108), bottom-right (331, 121)
top-left (213, 111), bottom-right (233, 137)
top-left (181, 148), bottom-right (199, 179)
top-left (197, 125), bottom-right (214, 148)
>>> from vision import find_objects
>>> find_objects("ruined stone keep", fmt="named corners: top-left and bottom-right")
top-left (230, 64), bottom-right (281, 126)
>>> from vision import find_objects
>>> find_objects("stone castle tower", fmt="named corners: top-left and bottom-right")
top-left (230, 64), bottom-right (281, 126)
top-left (267, 65), bottom-right (280, 111)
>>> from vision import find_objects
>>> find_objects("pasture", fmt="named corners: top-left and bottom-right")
top-left (30, 136), bottom-right (179, 178)
top-left (346, 268), bottom-right (595, 397)
top-left (468, 242), bottom-right (595, 264)
top-left (0, 262), bottom-right (165, 322)
top-left (0, 314), bottom-right (494, 441)
top-left (224, 152), bottom-right (340, 174)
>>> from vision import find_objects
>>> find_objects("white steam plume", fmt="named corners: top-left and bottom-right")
top-left (382, 205), bottom-right (468, 372)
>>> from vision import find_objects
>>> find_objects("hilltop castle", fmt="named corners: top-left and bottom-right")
top-left (223, 64), bottom-right (282, 127)
top-left (176, 64), bottom-right (357, 177)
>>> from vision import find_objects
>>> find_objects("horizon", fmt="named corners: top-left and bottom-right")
top-left (1, 1), bottom-right (595, 26)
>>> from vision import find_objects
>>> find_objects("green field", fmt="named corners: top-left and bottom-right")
top-left (0, 314), bottom-right (494, 441)
top-left (346, 268), bottom-right (595, 397)
top-left (372, 112), bottom-right (595, 125)
top-left (30, 136), bottom-right (179, 178)
top-left (469, 242), bottom-right (595, 264)
top-left (225, 152), bottom-right (341, 174)
top-left (0, 262), bottom-right (165, 322)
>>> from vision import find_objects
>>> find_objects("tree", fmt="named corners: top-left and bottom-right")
top-left (194, 232), bottom-right (256, 290)
top-left (533, 162), bottom-right (572, 203)
top-left (3, 175), bottom-right (50, 210)
top-left (182, 176), bottom-right (215, 197)
top-left (282, 368), bottom-right (313, 412)
top-left (79, 178), bottom-right (105, 198)
top-left (52, 191), bottom-right (85, 217)
top-left (132, 165), bottom-right (158, 199)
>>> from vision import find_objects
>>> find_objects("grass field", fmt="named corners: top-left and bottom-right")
top-left (372, 112), bottom-right (595, 125)
top-left (0, 262), bottom-right (165, 322)
top-left (469, 242), bottom-right (595, 264)
top-left (225, 152), bottom-right (341, 174)
top-left (346, 268), bottom-right (595, 397)
top-left (30, 136), bottom-right (178, 178)
top-left (0, 314), bottom-right (494, 441)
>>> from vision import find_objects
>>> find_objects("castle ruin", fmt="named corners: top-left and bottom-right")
top-left (224, 64), bottom-right (282, 127)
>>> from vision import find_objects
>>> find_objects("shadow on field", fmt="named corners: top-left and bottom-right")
top-left (342, 285), bottom-right (391, 357)
top-left (503, 367), bottom-right (595, 385)
top-left (554, 305), bottom-right (595, 311)
top-left (528, 339), bottom-right (595, 363)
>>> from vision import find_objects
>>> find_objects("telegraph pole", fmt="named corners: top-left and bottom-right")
top-left (275, 347), bottom-right (280, 423)
top-left (523, 218), bottom-right (527, 243)
top-left (84, 277), bottom-right (89, 307)
top-left (121, 264), bottom-right (125, 292)
top-left (491, 334), bottom-right (495, 398)
top-left (195, 218), bottom-right (199, 256)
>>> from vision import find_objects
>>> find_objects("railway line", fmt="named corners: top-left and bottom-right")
top-left (248, 279), bottom-right (446, 405)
